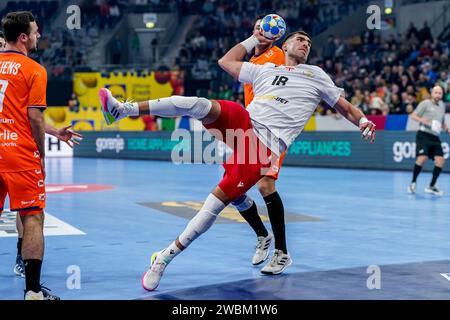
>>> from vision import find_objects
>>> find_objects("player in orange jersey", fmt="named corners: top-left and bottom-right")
top-left (234, 16), bottom-right (291, 273)
top-left (0, 30), bottom-right (82, 282)
top-left (0, 11), bottom-right (82, 300)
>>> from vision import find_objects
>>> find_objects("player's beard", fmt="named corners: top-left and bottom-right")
top-left (27, 38), bottom-right (38, 53)
top-left (290, 52), bottom-right (307, 64)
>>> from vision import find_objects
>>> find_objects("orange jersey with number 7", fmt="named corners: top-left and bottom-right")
top-left (0, 50), bottom-right (47, 172)
top-left (243, 46), bottom-right (285, 107)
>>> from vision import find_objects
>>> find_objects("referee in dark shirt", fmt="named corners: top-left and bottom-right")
top-left (408, 86), bottom-right (449, 196)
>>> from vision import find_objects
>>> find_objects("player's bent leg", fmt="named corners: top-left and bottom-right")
top-left (257, 175), bottom-right (291, 274)
top-left (257, 176), bottom-right (277, 197)
top-left (142, 188), bottom-right (229, 291)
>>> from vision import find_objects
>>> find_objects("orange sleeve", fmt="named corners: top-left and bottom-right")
top-left (28, 66), bottom-right (47, 108)
top-left (273, 50), bottom-right (285, 65)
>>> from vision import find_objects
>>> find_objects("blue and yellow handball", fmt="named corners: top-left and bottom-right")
top-left (260, 14), bottom-right (286, 40)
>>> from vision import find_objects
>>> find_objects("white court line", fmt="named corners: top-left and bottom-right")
top-left (440, 273), bottom-right (450, 282)
top-left (0, 209), bottom-right (85, 237)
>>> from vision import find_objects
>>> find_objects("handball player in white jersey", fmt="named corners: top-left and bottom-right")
top-left (99, 30), bottom-right (376, 290)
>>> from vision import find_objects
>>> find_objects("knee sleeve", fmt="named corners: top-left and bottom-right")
top-left (171, 96), bottom-right (212, 119)
top-left (231, 194), bottom-right (254, 212)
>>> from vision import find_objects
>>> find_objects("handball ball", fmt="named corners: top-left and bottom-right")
top-left (260, 14), bottom-right (286, 40)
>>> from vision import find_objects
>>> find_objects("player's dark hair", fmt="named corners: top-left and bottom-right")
top-left (255, 15), bottom-right (265, 22)
top-left (0, 31), bottom-right (4, 39)
top-left (283, 31), bottom-right (311, 44)
top-left (1, 11), bottom-right (35, 42)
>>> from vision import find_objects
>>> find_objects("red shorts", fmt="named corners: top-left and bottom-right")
top-left (204, 100), bottom-right (273, 201)
top-left (0, 169), bottom-right (46, 217)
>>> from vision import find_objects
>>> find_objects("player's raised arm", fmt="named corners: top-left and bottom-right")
top-left (218, 36), bottom-right (259, 79)
top-left (219, 15), bottom-right (286, 79)
top-left (333, 96), bottom-right (376, 143)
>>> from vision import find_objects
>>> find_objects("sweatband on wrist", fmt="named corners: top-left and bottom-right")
top-left (240, 35), bottom-right (260, 53)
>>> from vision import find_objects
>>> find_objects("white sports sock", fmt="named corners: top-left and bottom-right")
top-left (120, 102), bottom-right (140, 116)
top-left (148, 96), bottom-right (211, 119)
top-left (177, 193), bottom-right (226, 248)
top-left (160, 242), bottom-right (182, 261)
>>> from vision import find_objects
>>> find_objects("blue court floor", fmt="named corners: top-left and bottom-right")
top-left (1, 157), bottom-right (450, 300)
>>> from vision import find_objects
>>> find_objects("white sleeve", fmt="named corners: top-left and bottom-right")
top-left (318, 69), bottom-right (345, 108)
top-left (238, 62), bottom-right (264, 84)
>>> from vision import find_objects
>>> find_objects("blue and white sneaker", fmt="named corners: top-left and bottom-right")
top-left (14, 255), bottom-right (25, 278)
top-left (99, 88), bottom-right (127, 125)
top-left (261, 249), bottom-right (292, 275)
top-left (141, 251), bottom-right (169, 291)
top-left (24, 286), bottom-right (60, 300)
top-left (41, 285), bottom-right (60, 300)
top-left (425, 185), bottom-right (444, 196)
top-left (252, 233), bottom-right (273, 265)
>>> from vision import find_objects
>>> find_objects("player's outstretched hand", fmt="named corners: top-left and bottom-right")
top-left (56, 125), bottom-right (84, 148)
top-left (359, 119), bottom-right (376, 143)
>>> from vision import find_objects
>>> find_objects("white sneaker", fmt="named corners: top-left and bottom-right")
top-left (24, 290), bottom-right (44, 300)
top-left (252, 233), bottom-right (273, 265)
top-left (424, 185), bottom-right (444, 196)
top-left (261, 249), bottom-right (292, 275)
top-left (407, 182), bottom-right (416, 194)
top-left (14, 255), bottom-right (25, 278)
top-left (141, 251), bottom-right (169, 291)
top-left (99, 88), bottom-right (128, 125)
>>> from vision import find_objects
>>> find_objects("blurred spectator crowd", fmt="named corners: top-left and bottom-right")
top-left (176, 0), bottom-right (449, 115)
top-left (312, 22), bottom-right (450, 116)
top-left (33, 0), bottom-right (124, 79)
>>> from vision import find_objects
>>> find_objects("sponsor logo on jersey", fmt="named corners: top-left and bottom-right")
top-left (0, 117), bottom-right (15, 124)
top-left (0, 129), bottom-right (18, 141)
top-left (255, 95), bottom-right (289, 104)
top-left (301, 70), bottom-right (315, 77)
top-left (20, 199), bottom-right (35, 206)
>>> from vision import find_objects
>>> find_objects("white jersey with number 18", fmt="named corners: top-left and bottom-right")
top-left (238, 62), bottom-right (344, 155)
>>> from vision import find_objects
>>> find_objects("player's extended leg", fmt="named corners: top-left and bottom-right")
top-left (142, 186), bottom-right (230, 291)
top-left (408, 155), bottom-right (427, 194)
top-left (14, 213), bottom-right (25, 277)
top-left (425, 156), bottom-right (445, 196)
top-left (99, 88), bottom-right (220, 125)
